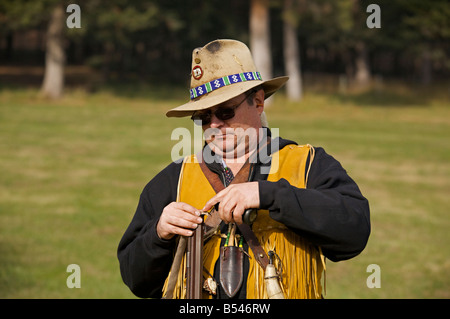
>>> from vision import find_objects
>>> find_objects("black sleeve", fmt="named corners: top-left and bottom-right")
top-left (258, 147), bottom-right (370, 262)
top-left (117, 161), bottom-right (182, 298)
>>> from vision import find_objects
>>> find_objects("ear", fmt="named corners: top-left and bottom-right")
top-left (254, 89), bottom-right (265, 115)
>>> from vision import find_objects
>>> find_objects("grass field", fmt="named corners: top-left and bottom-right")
top-left (0, 81), bottom-right (449, 298)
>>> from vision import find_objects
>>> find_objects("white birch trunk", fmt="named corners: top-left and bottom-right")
top-left (250, 0), bottom-right (272, 85)
top-left (283, 0), bottom-right (302, 101)
top-left (41, 5), bottom-right (65, 99)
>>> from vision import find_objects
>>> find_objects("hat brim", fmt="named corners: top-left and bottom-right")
top-left (166, 76), bottom-right (289, 118)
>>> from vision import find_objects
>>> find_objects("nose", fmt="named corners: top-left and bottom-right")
top-left (208, 113), bottom-right (225, 128)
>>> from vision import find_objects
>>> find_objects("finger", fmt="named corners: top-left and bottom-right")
top-left (172, 202), bottom-right (201, 216)
top-left (174, 206), bottom-right (204, 224)
top-left (219, 199), bottom-right (237, 224)
top-left (166, 224), bottom-right (194, 237)
top-left (159, 211), bottom-right (202, 239)
top-left (202, 192), bottom-right (224, 212)
top-left (232, 205), bottom-right (245, 225)
top-left (166, 212), bottom-right (202, 230)
top-left (158, 204), bottom-right (203, 237)
top-left (157, 216), bottom-right (195, 240)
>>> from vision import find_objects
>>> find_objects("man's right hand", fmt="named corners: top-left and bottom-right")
top-left (156, 202), bottom-right (203, 240)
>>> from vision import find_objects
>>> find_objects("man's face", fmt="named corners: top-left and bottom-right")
top-left (200, 89), bottom-right (265, 159)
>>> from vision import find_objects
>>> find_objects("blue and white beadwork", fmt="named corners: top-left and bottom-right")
top-left (190, 71), bottom-right (262, 100)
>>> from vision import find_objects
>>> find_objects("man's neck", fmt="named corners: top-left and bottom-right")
top-left (222, 152), bottom-right (251, 176)
top-left (220, 127), bottom-right (266, 175)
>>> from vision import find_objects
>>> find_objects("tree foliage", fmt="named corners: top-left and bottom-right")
top-left (1, 0), bottom-right (448, 85)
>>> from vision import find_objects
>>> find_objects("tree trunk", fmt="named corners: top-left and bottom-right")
top-left (41, 4), bottom-right (66, 99)
top-left (420, 47), bottom-right (432, 85)
top-left (283, 0), bottom-right (302, 101)
top-left (350, 0), bottom-right (371, 88)
top-left (354, 41), bottom-right (371, 87)
top-left (250, 0), bottom-right (272, 84)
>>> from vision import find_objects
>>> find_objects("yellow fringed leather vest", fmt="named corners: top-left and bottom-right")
top-left (162, 144), bottom-right (325, 299)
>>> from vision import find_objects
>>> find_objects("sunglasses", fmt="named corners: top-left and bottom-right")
top-left (191, 90), bottom-right (255, 125)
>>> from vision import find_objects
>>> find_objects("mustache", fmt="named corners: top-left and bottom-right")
top-left (203, 127), bottom-right (258, 140)
top-left (203, 128), bottom-right (233, 140)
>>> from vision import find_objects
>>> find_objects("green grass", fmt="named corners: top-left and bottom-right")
top-left (0, 82), bottom-right (449, 298)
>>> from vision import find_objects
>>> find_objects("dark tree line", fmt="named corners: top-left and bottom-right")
top-left (1, 0), bottom-right (448, 99)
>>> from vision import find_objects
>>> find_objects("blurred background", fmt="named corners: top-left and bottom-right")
top-left (0, 0), bottom-right (448, 298)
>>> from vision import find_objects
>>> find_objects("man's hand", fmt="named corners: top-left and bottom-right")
top-left (202, 182), bottom-right (260, 224)
top-left (156, 202), bottom-right (204, 240)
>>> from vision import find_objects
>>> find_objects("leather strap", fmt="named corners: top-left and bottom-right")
top-left (237, 223), bottom-right (269, 270)
top-left (198, 157), bottom-right (250, 230)
top-left (162, 236), bottom-right (186, 299)
top-left (198, 155), bottom-right (269, 270)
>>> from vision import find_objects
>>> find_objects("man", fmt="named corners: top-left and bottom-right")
top-left (117, 39), bottom-right (370, 299)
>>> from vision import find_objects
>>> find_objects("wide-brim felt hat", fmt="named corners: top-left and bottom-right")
top-left (166, 39), bottom-right (289, 118)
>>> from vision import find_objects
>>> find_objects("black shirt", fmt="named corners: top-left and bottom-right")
top-left (117, 137), bottom-right (370, 298)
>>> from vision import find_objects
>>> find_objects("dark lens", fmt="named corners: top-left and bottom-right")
top-left (215, 108), bottom-right (235, 121)
top-left (191, 112), bottom-right (211, 125)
